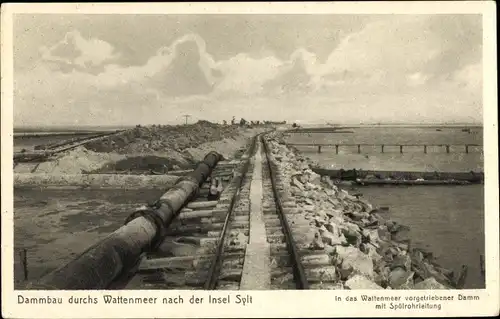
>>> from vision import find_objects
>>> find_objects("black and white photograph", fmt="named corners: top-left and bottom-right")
top-left (1, 2), bottom-right (498, 318)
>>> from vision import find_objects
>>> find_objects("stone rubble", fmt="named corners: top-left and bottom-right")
top-left (263, 132), bottom-right (455, 290)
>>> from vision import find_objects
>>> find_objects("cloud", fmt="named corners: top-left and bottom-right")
top-left (147, 40), bottom-right (215, 97)
top-left (319, 16), bottom-right (442, 86)
top-left (452, 62), bottom-right (482, 94)
top-left (263, 50), bottom-right (317, 94)
top-left (40, 30), bottom-right (121, 72)
top-left (13, 15), bottom-right (484, 126)
top-left (213, 54), bottom-right (284, 95)
top-left (407, 72), bottom-right (429, 87)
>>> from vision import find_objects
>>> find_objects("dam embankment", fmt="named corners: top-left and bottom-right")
top-left (277, 129), bottom-right (484, 289)
top-left (264, 131), bottom-right (467, 289)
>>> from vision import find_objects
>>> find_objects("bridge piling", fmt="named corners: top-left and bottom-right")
top-left (287, 143), bottom-right (481, 154)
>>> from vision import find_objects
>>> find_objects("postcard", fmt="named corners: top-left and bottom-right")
top-left (1, 1), bottom-right (498, 318)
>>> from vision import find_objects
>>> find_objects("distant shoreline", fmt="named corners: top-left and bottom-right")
top-left (306, 123), bottom-right (483, 129)
top-left (13, 127), bottom-right (132, 133)
top-left (287, 124), bottom-right (483, 133)
top-left (14, 123), bottom-right (483, 133)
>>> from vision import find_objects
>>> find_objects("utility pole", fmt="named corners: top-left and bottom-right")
top-left (182, 115), bottom-right (191, 125)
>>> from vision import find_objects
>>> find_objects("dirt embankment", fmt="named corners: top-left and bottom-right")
top-left (84, 121), bottom-right (241, 154)
top-left (265, 132), bottom-right (460, 290)
top-left (16, 122), bottom-right (268, 176)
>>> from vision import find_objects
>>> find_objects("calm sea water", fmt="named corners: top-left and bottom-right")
top-left (287, 127), bottom-right (485, 288)
top-left (286, 127), bottom-right (483, 172)
top-left (13, 188), bottom-right (164, 285)
top-left (348, 184), bottom-right (485, 289)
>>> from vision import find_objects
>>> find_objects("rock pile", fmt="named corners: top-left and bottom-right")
top-left (85, 121), bottom-right (241, 154)
top-left (264, 132), bottom-right (459, 290)
top-left (22, 123), bottom-right (266, 175)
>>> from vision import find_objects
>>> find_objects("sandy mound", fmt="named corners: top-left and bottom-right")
top-left (184, 128), bottom-right (269, 161)
top-left (85, 121), bottom-right (241, 154)
top-left (33, 147), bottom-right (126, 174)
top-left (22, 125), bottom-right (268, 175)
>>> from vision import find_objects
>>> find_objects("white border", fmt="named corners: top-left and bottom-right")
top-left (1, 2), bottom-right (498, 318)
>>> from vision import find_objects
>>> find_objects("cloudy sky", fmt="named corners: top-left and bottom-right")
top-left (13, 14), bottom-right (482, 126)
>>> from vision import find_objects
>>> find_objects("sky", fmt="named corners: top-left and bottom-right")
top-left (13, 14), bottom-right (483, 126)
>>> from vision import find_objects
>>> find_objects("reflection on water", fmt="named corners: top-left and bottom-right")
top-left (347, 184), bottom-right (485, 289)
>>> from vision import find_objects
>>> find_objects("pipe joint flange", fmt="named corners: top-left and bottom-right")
top-left (124, 208), bottom-right (167, 252)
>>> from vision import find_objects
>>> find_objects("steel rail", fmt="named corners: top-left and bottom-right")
top-left (203, 134), bottom-right (261, 289)
top-left (14, 130), bottom-right (126, 162)
top-left (261, 135), bottom-right (309, 289)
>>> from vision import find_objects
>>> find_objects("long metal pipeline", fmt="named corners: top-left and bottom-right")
top-left (28, 151), bottom-right (223, 290)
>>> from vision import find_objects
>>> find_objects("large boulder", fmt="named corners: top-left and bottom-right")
top-left (305, 182), bottom-right (321, 191)
top-left (309, 232), bottom-right (325, 250)
top-left (346, 210), bottom-right (370, 221)
top-left (335, 246), bottom-right (374, 279)
top-left (345, 275), bottom-right (384, 290)
top-left (414, 277), bottom-right (448, 289)
top-left (325, 222), bottom-right (341, 236)
top-left (360, 243), bottom-right (383, 264)
top-left (308, 171), bottom-right (322, 186)
top-left (377, 225), bottom-right (392, 242)
top-left (291, 177), bottom-right (305, 191)
top-left (391, 254), bottom-right (412, 272)
top-left (388, 268), bottom-right (415, 289)
top-left (340, 223), bottom-right (362, 247)
top-left (320, 227), bottom-right (347, 246)
top-left (362, 228), bottom-right (381, 244)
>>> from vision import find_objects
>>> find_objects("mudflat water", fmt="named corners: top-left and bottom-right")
top-left (286, 126), bottom-right (483, 172)
top-left (13, 188), bottom-right (165, 287)
top-left (287, 126), bottom-right (485, 288)
top-left (348, 184), bottom-right (485, 288)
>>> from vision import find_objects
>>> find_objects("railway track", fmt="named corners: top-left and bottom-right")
top-left (113, 134), bottom-right (337, 290)
top-left (13, 130), bottom-right (125, 164)
top-left (118, 135), bottom-right (257, 289)
top-left (25, 130), bottom-right (478, 292)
